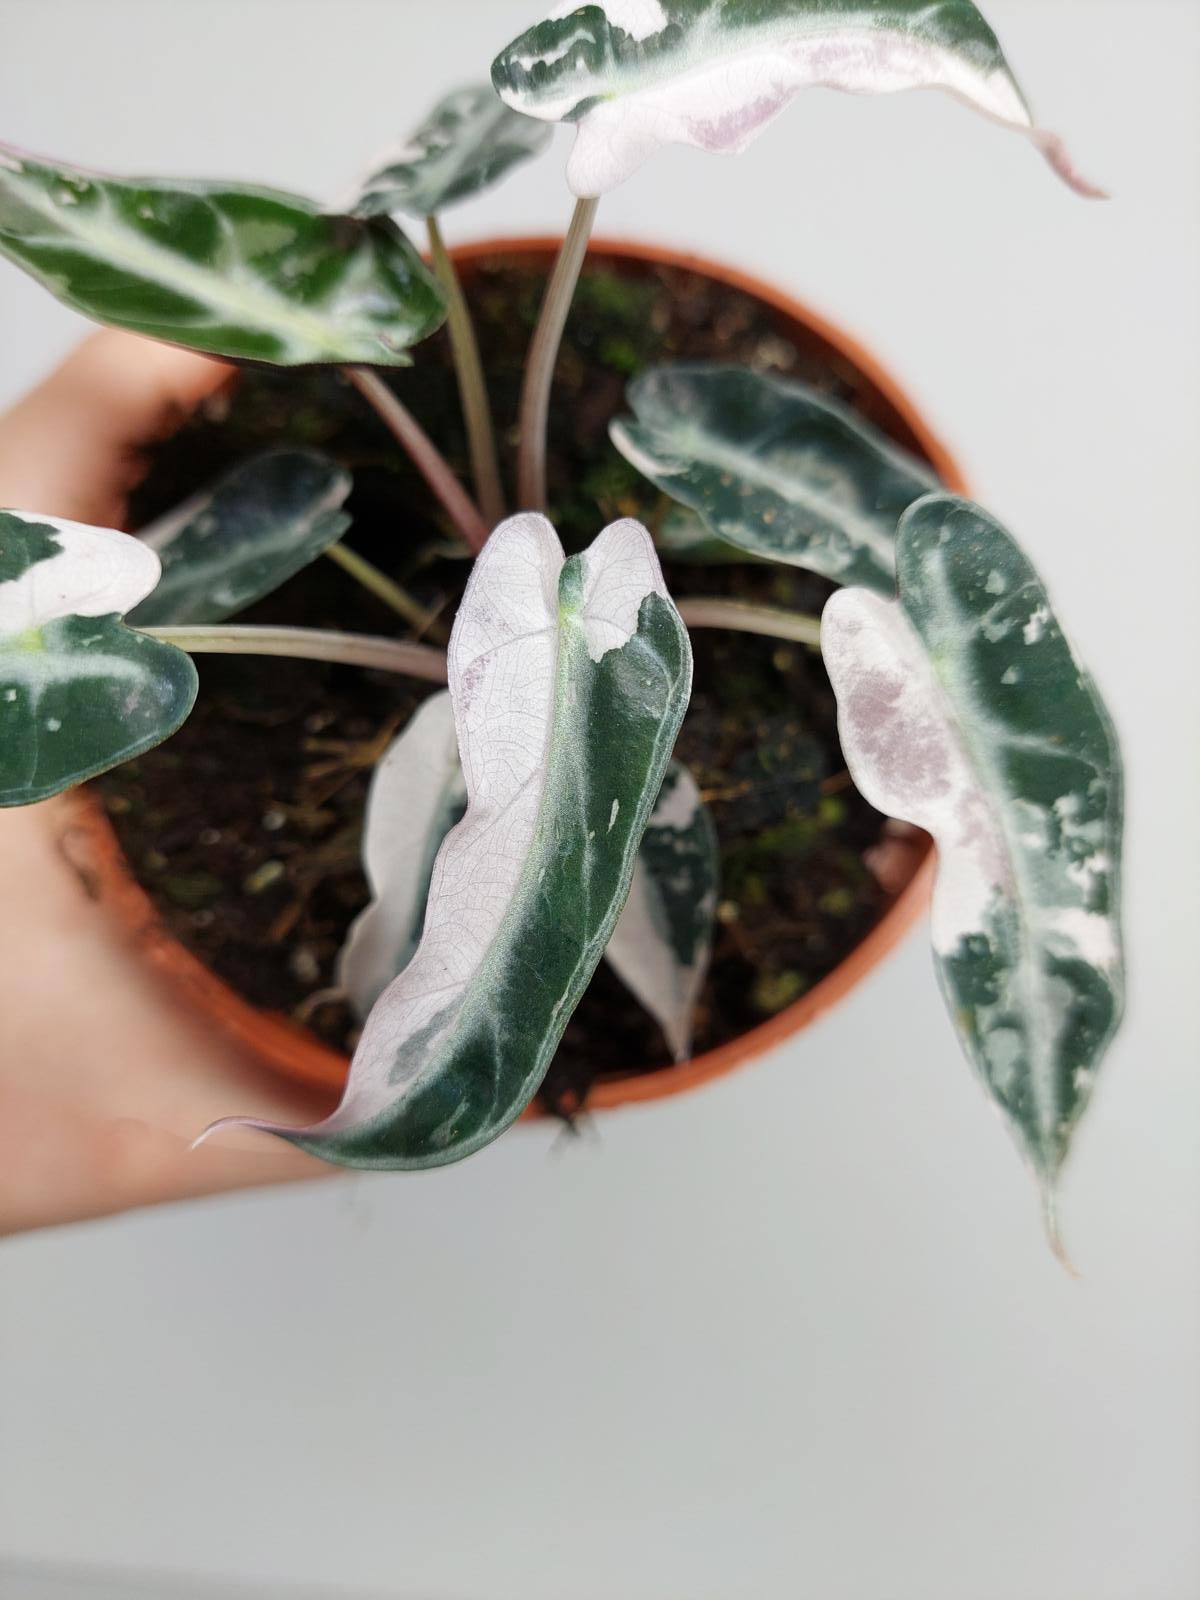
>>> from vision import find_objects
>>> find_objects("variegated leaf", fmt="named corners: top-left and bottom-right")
top-left (0, 146), bottom-right (446, 365)
top-left (613, 364), bottom-right (938, 593)
top-left (128, 450), bottom-right (352, 627)
top-left (338, 690), bottom-right (468, 1018)
top-left (354, 84), bottom-right (553, 218)
top-left (604, 758), bottom-right (718, 1059)
top-left (202, 514), bottom-right (692, 1169)
top-left (492, 1), bottom-right (1102, 198)
top-left (821, 494), bottom-right (1123, 1198)
top-left (0, 511), bottom-right (197, 805)
top-left (340, 721), bottom-right (717, 1061)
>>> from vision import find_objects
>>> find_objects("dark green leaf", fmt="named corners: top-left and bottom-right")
top-left (614, 363), bottom-right (937, 593)
top-left (129, 450), bottom-right (352, 627)
top-left (0, 146), bottom-right (446, 365)
top-left (354, 85), bottom-right (552, 218)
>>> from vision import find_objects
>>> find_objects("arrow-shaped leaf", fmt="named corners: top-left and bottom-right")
top-left (0, 511), bottom-right (197, 806)
top-left (821, 494), bottom-right (1123, 1200)
top-left (354, 84), bottom-right (553, 218)
top-left (203, 513), bottom-right (692, 1168)
top-left (492, 0), bottom-right (1102, 198)
top-left (128, 450), bottom-right (352, 627)
top-left (613, 364), bottom-right (938, 593)
top-left (0, 145), bottom-right (446, 366)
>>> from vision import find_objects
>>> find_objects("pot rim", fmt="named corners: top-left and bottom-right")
top-left (68, 233), bottom-right (964, 1114)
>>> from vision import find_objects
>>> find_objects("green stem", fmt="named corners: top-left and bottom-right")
top-left (344, 367), bottom-right (489, 553)
top-left (516, 195), bottom-right (599, 510)
top-left (324, 542), bottom-right (435, 632)
top-left (676, 598), bottom-right (823, 651)
top-left (146, 625), bottom-right (448, 682)
top-left (427, 214), bottom-right (505, 529)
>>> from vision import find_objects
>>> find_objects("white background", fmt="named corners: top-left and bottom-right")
top-left (1, 2), bottom-right (1198, 1596)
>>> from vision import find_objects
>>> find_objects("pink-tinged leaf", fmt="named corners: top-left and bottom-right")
top-left (822, 494), bottom-right (1123, 1235)
top-left (492, 2), bottom-right (1103, 198)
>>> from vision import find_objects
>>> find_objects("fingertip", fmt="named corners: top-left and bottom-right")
top-left (52, 329), bottom-right (234, 439)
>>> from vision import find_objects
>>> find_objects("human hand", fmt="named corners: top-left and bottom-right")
top-left (0, 332), bottom-right (335, 1235)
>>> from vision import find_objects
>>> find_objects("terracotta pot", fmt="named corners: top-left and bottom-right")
top-left (67, 236), bottom-right (965, 1113)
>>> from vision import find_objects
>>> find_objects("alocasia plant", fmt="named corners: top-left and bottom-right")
top-left (128, 450), bottom-right (353, 627)
top-left (0, 0), bottom-right (1120, 1247)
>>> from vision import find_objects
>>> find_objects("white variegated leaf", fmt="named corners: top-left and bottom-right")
top-left (340, 725), bottom-right (717, 1061)
top-left (338, 690), bottom-right (468, 1018)
top-left (821, 494), bottom-right (1123, 1207)
top-left (604, 758), bottom-right (718, 1059)
top-left (129, 450), bottom-right (352, 627)
top-left (492, 1), bottom-right (1102, 198)
top-left (201, 514), bottom-right (692, 1169)
top-left (0, 510), bottom-right (196, 805)
top-left (353, 85), bottom-right (553, 218)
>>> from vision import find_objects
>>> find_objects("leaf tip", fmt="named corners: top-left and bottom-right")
top-left (191, 1114), bottom-right (281, 1153)
top-left (1034, 129), bottom-right (1109, 200)
top-left (1041, 1184), bottom-right (1081, 1278)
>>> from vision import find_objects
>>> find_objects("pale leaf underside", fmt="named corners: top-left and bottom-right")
top-left (492, 0), bottom-right (1102, 198)
top-left (200, 514), bottom-right (692, 1169)
top-left (821, 494), bottom-right (1122, 1190)
top-left (337, 690), bottom-right (469, 1018)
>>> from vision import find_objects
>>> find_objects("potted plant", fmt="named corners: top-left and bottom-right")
top-left (0, 0), bottom-right (1121, 1250)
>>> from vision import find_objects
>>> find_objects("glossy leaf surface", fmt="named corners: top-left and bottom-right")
top-left (614, 364), bottom-right (938, 593)
top-left (129, 450), bottom-right (352, 627)
top-left (354, 85), bottom-right (552, 218)
top-left (0, 146), bottom-right (446, 365)
top-left (492, 0), bottom-right (1101, 198)
top-left (203, 514), bottom-right (692, 1168)
top-left (0, 511), bottom-right (196, 805)
top-left (822, 494), bottom-right (1123, 1192)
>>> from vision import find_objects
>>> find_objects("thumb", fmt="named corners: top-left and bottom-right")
top-left (0, 329), bottom-right (234, 527)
